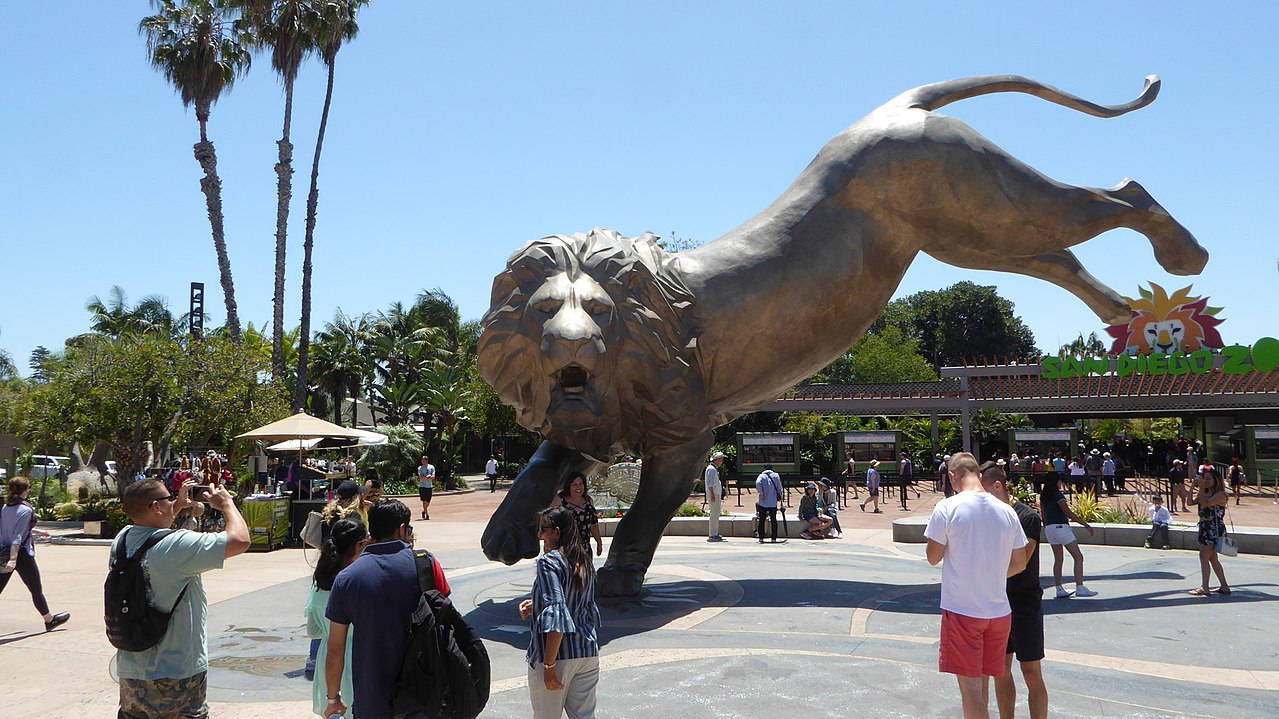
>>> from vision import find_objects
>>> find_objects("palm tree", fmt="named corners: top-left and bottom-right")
top-left (310, 309), bottom-right (370, 424)
top-left (85, 286), bottom-right (180, 339)
top-left (232, 0), bottom-right (317, 380)
top-left (294, 0), bottom-right (368, 411)
top-left (140, 0), bottom-right (251, 342)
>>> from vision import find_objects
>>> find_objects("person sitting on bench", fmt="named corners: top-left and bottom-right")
top-left (798, 483), bottom-right (833, 539)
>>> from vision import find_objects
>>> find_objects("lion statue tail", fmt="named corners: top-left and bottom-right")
top-left (892, 74), bottom-right (1160, 118)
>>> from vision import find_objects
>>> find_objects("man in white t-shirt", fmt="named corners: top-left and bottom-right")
top-left (485, 455), bottom-right (500, 493)
top-left (925, 452), bottom-right (1032, 719)
top-left (705, 452), bottom-right (726, 542)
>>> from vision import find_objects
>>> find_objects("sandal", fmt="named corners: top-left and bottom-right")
top-left (1215, 587), bottom-right (1232, 595)
top-left (1188, 587), bottom-right (1211, 596)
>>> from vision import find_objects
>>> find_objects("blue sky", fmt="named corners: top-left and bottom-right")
top-left (2, 2), bottom-right (1276, 371)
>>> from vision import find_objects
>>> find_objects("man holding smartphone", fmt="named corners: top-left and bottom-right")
top-left (113, 478), bottom-right (251, 718)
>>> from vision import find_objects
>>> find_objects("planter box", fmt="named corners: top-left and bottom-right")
top-left (82, 520), bottom-right (103, 537)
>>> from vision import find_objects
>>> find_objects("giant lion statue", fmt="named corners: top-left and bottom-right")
top-left (478, 75), bottom-right (1207, 596)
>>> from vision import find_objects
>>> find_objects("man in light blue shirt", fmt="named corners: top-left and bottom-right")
top-left (113, 479), bottom-right (250, 719)
top-left (1051, 455), bottom-right (1067, 475)
top-left (755, 465), bottom-right (785, 543)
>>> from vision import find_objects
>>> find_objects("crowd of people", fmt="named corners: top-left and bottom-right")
top-left (2, 429), bottom-right (1254, 719)
top-left (922, 449), bottom-right (1239, 719)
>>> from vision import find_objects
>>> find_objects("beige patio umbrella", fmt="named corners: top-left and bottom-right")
top-left (236, 413), bottom-right (366, 500)
top-left (235, 412), bottom-right (365, 442)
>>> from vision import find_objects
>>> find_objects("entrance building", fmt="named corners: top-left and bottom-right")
top-left (766, 356), bottom-right (1279, 483)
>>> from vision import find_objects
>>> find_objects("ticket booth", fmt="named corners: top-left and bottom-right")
top-left (736, 432), bottom-right (803, 474)
top-left (1244, 426), bottom-right (1279, 486)
top-left (1007, 428), bottom-right (1078, 462)
top-left (827, 431), bottom-right (901, 474)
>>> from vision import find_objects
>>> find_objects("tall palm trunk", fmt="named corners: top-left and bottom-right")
top-left (272, 80), bottom-right (295, 380)
top-left (195, 107), bottom-right (241, 342)
top-left (294, 59), bottom-right (336, 411)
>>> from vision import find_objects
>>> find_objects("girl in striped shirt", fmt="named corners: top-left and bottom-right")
top-left (519, 506), bottom-right (601, 718)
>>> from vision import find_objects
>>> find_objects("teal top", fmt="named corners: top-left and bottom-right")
top-left (111, 526), bottom-right (227, 680)
top-left (306, 584), bottom-right (355, 717)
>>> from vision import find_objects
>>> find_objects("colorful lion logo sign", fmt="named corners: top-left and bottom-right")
top-left (1105, 283), bottom-right (1225, 355)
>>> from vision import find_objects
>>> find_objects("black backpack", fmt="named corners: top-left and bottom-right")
top-left (396, 551), bottom-right (490, 719)
top-left (104, 528), bottom-right (189, 652)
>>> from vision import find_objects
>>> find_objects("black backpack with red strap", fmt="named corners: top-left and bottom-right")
top-left (395, 551), bottom-right (490, 719)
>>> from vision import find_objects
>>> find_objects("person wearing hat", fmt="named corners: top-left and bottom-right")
top-left (816, 478), bottom-right (842, 538)
top-left (1101, 452), bottom-right (1117, 496)
top-left (1084, 449), bottom-right (1103, 496)
top-left (860, 459), bottom-right (883, 513)
top-left (797, 482), bottom-right (833, 539)
top-left (322, 480), bottom-right (369, 529)
top-left (705, 452), bottom-right (727, 542)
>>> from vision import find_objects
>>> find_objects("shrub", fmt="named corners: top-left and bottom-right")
top-left (52, 502), bottom-right (83, 521)
top-left (1069, 490), bottom-right (1104, 523)
top-left (674, 502), bottom-right (708, 517)
top-left (103, 500), bottom-right (129, 537)
top-left (1010, 479), bottom-right (1038, 509)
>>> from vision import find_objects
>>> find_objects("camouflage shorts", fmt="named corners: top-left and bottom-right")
top-left (118, 671), bottom-right (208, 719)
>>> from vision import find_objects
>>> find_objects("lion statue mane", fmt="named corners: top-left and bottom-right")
top-left (478, 229), bottom-right (707, 461)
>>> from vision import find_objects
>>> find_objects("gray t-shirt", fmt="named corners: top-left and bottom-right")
top-left (417, 463), bottom-right (436, 488)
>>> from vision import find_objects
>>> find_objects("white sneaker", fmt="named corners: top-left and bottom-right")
top-left (1055, 586), bottom-right (1073, 599)
top-left (1074, 585), bottom-right (1098, 597)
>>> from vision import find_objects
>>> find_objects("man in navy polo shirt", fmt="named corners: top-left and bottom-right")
top-left (323, 499), bottom-right (450, 719)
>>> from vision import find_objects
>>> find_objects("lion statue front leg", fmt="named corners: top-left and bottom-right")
top-left (481, 440), bottom-right (597, 565)
top-left (597, 434), bottom-right (713, 597)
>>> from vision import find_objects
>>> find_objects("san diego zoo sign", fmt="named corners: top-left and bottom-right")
top-left (1042, 282), bottom-right (1278, 379)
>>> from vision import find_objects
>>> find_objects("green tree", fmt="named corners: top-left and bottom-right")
top-left (140, 0), bottom-right (252, 342)
top-left (309, 309), bottom-right (369, 425)
top-left (809, 326), bottom-right (937, 384)
top-left (85, 286), bottom-right (181, 339)
top-left (971, 408), bottom-right (1032, 459)
top-left (295, 0), bottom-right (369, 410)
top-left (11, 334), bottom-right (287, 480)
top-left (356, 423), bottom-right (424, 489)
top-left (28, 346), bottom-right (53, 384)
top-left (872, 281), bottom-right (1040, 369)
top-left (1058, 331), bottom-right (1106, 358)
top-left (0, 328), bottom-right (16, 382)
top-left (232, 0), bottom-right (317, 381)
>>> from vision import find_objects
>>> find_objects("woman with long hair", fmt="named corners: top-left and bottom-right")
top-left (304, 517), bottom-right (369, 713)
top-left (551, 472), bottom-right (603, 557)
top-left (321, 480), bottom-right (368, 528)
top-left (1038, 472), bottom-right (1097, 599)
top-left (518, 506), bottom-right (600, 718)
top-left (1188, 468), bottom-right (1231, 596)
top-left (1, 477), bottom-right (70, 631)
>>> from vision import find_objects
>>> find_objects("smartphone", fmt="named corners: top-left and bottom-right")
top-left (189, 485), bottom-right (213, 499)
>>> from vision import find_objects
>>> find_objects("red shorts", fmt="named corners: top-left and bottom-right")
top-left (939, 610), bottom-right (1011, 677)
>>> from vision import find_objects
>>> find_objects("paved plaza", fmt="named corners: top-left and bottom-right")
top-left (4, 487), bottom-right (1277, 718)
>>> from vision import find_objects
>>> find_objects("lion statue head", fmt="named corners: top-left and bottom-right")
top-left (478, 229), bottom-right (707, 461)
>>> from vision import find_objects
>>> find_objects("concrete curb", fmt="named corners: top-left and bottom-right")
top-left (891, 516), bottom-right (1279, 555)
top-left (599, 514), bottom-right (834, 540)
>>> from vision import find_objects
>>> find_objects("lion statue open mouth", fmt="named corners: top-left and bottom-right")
top-left (479, 74), bottom-right (1208, 597)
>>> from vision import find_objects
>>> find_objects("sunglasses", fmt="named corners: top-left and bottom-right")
top-left (153, 493), bottom-right (178, 504)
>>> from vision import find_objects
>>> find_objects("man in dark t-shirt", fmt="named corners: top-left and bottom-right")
top-left (981, 463), bottom-right (1048, 719)
top-left (324, 500), bottom-right (451, 719)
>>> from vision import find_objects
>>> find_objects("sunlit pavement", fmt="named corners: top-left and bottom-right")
top-left (4, 483), bottom-right (1277, 718)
